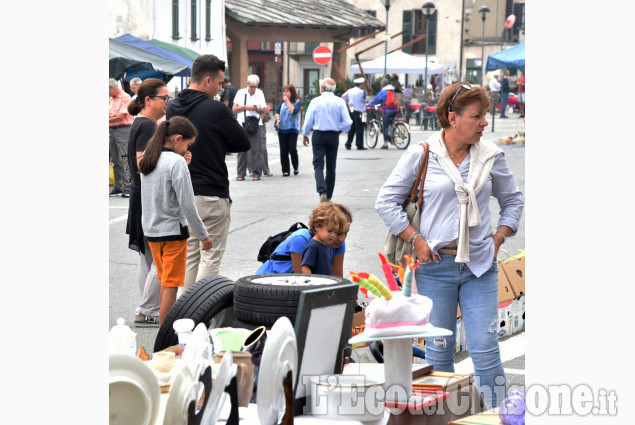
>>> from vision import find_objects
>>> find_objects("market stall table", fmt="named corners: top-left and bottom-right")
top-left (140, 360), bottom-right (484, 425)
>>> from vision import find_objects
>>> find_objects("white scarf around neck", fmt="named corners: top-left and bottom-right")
top-left (427, 130), bottom-right (503, 262)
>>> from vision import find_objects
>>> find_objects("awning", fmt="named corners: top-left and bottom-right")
top-left (349, 50), bottom-right (444, 77)
top-left (485, 42), bottom-right (525, 72)
top-left (148, 39), bottom-right (201, 61)
top-left (109, 38), bottom-right (190, 81)
top-left (115, 34), bottom-right (192, 77)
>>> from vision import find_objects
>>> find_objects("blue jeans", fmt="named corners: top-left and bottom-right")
top-left (311, 130), bottom-right (339, 199)
top-left (416, 255), bottom-right (505, 409)
top-left (382, 111), bottom-right (397, 142)
top-left (500, 92), bottom-right (509, 117)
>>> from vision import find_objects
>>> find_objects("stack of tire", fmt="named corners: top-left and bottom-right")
top-left (154, 273), bottom-right (348, 352)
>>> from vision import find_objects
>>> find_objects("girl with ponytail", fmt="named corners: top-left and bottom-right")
top-left (139, 116), bottom-right (212, 325)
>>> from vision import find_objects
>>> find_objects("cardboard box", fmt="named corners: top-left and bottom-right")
top-left (500, 254), bottom-right (525, 297)
top-left (449, 408), bottom-right (501, 425)
top-left (511, 295), bottom-right (525, 334)
top-left (497, 263), bottom-right (517, 302)
top-left (497, 300), bottom-right (512, 338)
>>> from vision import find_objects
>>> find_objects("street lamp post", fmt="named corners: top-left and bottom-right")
top-left (379, 0), bottom-right (393, 79)
top-left (479, 5), bottom-right (490, 87)
top-left (421, 2), bottom-right (435, 102)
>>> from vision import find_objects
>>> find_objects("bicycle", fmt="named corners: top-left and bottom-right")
top-left (363, 105), bottom-right (410, 150)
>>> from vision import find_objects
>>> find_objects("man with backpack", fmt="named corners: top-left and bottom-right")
top-left (368, 84), bottom-right (399, 149)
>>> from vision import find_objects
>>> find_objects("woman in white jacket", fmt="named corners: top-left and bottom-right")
top-left (376, 82), bottom-right (524, 409)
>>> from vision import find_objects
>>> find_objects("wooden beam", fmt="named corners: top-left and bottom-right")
top-left (389, 33), bottom-right (427, 54)
top-left (337, 30), bottom-right (382, 53)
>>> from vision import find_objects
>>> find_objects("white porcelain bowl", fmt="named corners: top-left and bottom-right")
top-left (309, 374), bottom-right (385, 422)
top-left (109, 354), bottom-right (160, 425)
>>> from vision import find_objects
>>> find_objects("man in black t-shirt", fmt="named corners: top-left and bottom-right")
top-left (221, 78), bottom-right (238, 117)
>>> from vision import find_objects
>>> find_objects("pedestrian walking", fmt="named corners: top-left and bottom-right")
top-left (301, 78), bottom-right (352, 203)
top-left (274, 84), bottom-right (302, 176)
top-left (341, 77), bottom-right (369, 150)
top-left (109, 78), bottom-right (134, 197)
top-left (138, 117), bottom-right (212, 325)
top-left (233, 75), bottom-right (272, 181)
top-left (517, 71), bottom-right (525, 118)
top-left (500, 69), bottom-right (510, 118)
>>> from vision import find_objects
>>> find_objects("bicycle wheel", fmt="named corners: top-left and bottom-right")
top-left (365, 120), bottom-right (380, 148)
top-left (392, 122), bottom-right (410, 150)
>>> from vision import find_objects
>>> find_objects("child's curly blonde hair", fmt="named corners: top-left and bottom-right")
top-left (308, 202), bottom-right (351, 235)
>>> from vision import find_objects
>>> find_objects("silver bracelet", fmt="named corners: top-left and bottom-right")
top-left (408, 232), bottom-right (422, 250)
top-left (495, 231), bottom-right (507, 243)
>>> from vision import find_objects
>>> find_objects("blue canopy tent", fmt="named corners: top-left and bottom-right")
top-left (485, 42), bottom-right (525, 72)
top-left (115, 34), bottom-right (193, 78)
top-left (109, 38), bottom-right (189, 83)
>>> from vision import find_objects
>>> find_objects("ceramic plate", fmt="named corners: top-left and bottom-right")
top-left (257, 316), bottom-right (297, 425)
top-left (348, 327), bottom-right (453, 345)
top-left (201, 349), bottom-right (236, 425)
top-left (109, 354), bottom-right (160, 425)
top-left (163, 363), bottom-right (198, 425)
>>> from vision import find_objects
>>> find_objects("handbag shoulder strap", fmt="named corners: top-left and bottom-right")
top-left (409, 142), bottom-right (430, 208)
top-left (243, 93), bottom-right (247, 121)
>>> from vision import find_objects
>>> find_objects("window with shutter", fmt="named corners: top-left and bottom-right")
top-left (191, 0), bottom-right (198, 40)
top-left (172, 0), bottom-right (179, 39)
top-left (402, 10), bottom-right (413, 53)
top-left (404, 10), bottom-right (437, 55)
top-left (512, 3), bottom-right (525, 41)
top-left (205, 0), bottom-right (211, 41)
top-left (427, 10), bottom-right (437, 55)
top-left (357, 11), bottom-right (377, 38)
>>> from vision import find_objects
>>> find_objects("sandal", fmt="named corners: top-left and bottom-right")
top-left (252, 176), bottom-right (261, 181)
top-left (283, 172), bottom-right (289, 177)
top-left (236, 176), bottom-right (245, 181)
top-left (294, 169), bottom-right (299, 175)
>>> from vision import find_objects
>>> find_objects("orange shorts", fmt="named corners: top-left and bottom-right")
top-left (148, 239), bottom-right (188, 288)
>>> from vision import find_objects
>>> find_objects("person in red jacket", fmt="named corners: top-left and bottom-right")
top-left (517, 71), bottom-right (525, 118)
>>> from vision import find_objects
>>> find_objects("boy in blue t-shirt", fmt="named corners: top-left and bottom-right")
top-left (255, 203), bottom-right (351, 276)
top-left (301, 203), bottom-right (349, 275)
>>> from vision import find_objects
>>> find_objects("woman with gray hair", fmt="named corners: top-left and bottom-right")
top-left (233, 74), bottom-right (272, 180)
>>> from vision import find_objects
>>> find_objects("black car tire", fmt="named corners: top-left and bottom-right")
top-left (233, 274), bottom-right (350, 326)
top-left (153, 275), bottom-right (254, 353)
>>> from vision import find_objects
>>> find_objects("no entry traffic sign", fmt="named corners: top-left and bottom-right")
top-left (313, 45), bottom-right (332, 65)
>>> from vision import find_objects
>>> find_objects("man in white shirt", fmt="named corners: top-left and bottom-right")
top-left (489, 75), bottom-right (501, 113)
top-left (233, 75), bottom-right (272, 180)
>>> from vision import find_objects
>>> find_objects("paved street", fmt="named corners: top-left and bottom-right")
top-left (109, 109), bottom-right (526, 387)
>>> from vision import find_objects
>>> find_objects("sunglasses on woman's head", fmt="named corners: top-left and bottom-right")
top-left (448, 84), bottom-right (476, 113)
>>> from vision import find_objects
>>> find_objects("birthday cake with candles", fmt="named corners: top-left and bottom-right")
top-left (350, 254), bottom-right (435, 338)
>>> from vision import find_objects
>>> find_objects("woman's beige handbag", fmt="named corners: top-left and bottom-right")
top-left (384, 142), bottom-right (429, 264)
